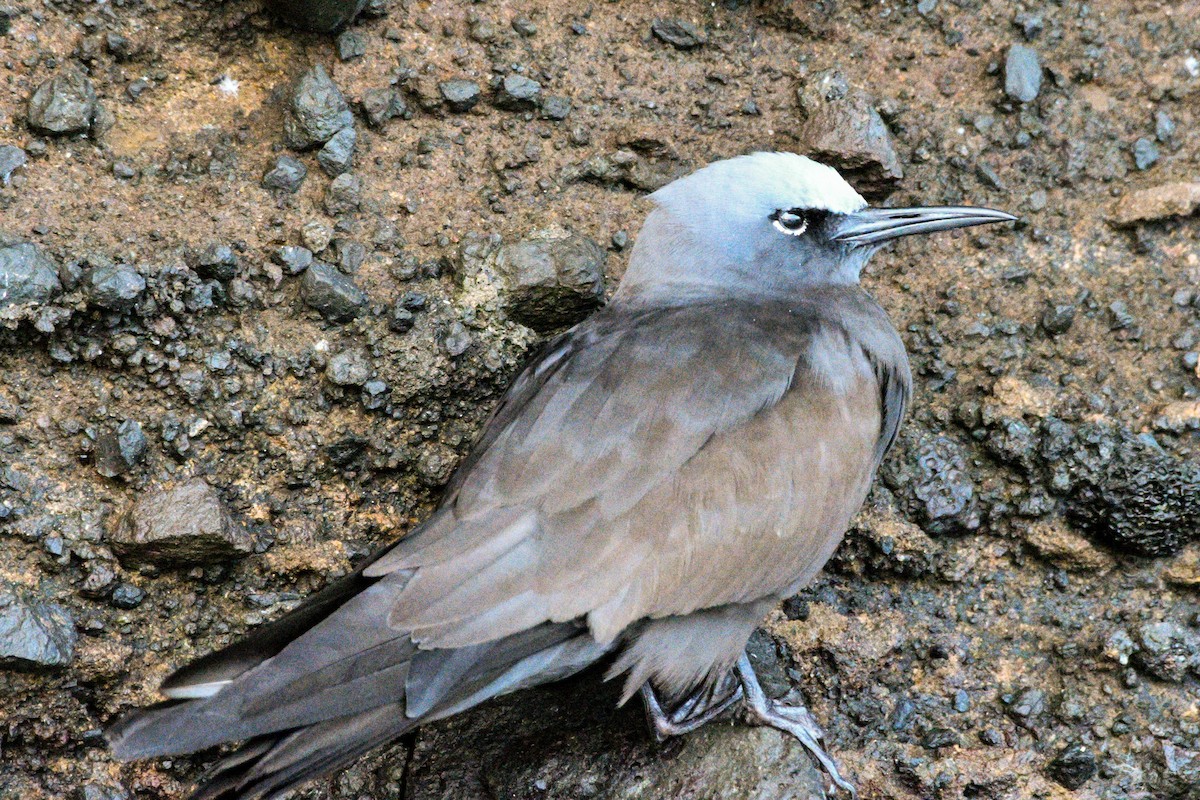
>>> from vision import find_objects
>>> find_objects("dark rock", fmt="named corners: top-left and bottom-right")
top-left (1047, 744), bottom-right (1097, 790)
top-left (275, 245), bottom-right (314, 275)
top-left (512, 16), bottom-right (537, 36)
top-left (265, 0), bottom-right (368, 33)
top-left (0, 583), bottom-right (77, 670)
top-left (1004, 44), bottom-right (1042, 103)
top-left (0, 144), bottom-right (26, 184)
top-left (490, 229), bottom-right (606, 332)
top-left (922, 728), bottom-right (960, 749)
top-left (336, 30), bottom-right (366, 61)
top-left (359, 87), bottom-right (408, 128)
top-left (284, 64), bottom-right (354, 150)
top-left (94, 419), bottom-right (148, 478)
top-left (327, 349), bottom-right (371, 386)
top-left (651, 18), bottom-right (707, 50)
top-left (884, 433), bottom-right (979, 536)
top-left (301, 260), bottom-right (366, 321)
top-left (110, 583), bottom-right (146, 609)
top-left (317, 126), bottom-right (356, 176)
top-left (1040, 302), bottom-right (1075, 335)
top-left (332, 238), bottom-right (366, 274)
top-left (324, 172), bottom-right (362, 215)
top-left (795, 70), bottom-right (903, 197)
top-left (1153, 743), bottom-right (1200, 798)
top-left (88, 263), bottom-right (145, 311)
top-left (1133, 137), bottom-right (1159, 171)
top-left (262, 155), bottom-right (308, 193)
top-left (109, 477), bottom-right (254, 566)
top-left (439, 79), bottom-right (482, 113)
top-left (539, 95), bottom-right (572, 121)
top-left (389, 306), bottom-right (415, 333)
top-left (495, 74), bottom-right (542, 111)
top-left (1132, 622), bottom-right (1200, 683)
top-left (0, 240), bottom-right (62, 311)
top-left (27, 65), bottom-right (98, 135)
top-left (196, 243), bottom-right (239, 281)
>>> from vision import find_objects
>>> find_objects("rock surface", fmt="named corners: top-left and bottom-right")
top-left (108, 478), bottom-right (254, 566)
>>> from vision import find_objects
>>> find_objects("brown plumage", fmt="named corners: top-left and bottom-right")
top-left (107, 152), bottom-right (1014, 799)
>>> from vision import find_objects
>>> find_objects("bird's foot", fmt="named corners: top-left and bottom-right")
top-left (735, 653), bottom-right (857, 799)
top-left (640, 676), bottom-right (743, 741)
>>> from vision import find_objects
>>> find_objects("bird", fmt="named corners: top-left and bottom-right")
top-left (107, 152), bottom-right (1016, 800)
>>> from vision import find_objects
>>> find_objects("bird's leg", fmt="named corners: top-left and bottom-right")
top-left (640, 674), bottom-right (743, 741)
top-left (735, 653), bottom-right (857, 799)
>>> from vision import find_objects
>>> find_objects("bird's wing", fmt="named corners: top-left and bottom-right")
top-left (364, 288), bottom-right (908, 649)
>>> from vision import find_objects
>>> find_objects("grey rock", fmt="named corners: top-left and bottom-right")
top-left (1155, 110), bottom-right (1176, 143)
top-left (651, 18), bottom-right (707, 50)
top-left (262, 155), bottom-right (308, 192)
top-left (512, 16), bottom-right (537, 36)
top-left (302, 221), bottom-right (335, 253)
top-left (539, 95), bottom-right (572, 121)
top-left (885, 433), bottom-right (979, 536)
top-left (0, 240), bottom-right (62, 310)
top-left (324, 172), bottom-right (363, 215)
top-left (327, 349), bottom-right (371, 386)
top-left (490, 229), bottom-right (606, 332)
top-left (439, 79), bottom-right (481, 113)
top-left (284, 64), bottom-right (354, 150)
top-left (0, 584), bottom-right (76, 670)
top-left (301, 260), bottom-right (366, 321)
top-left (1132, 621), bottom-right (1200, 683)
top-left (27, 65), bottom-right (98, 135)
top-left (796, 70), bottom-right (903, 196)
top-left (110, 583), bottom-right (146, 609)
top-left (442, 321), bottom-right (472, 356)
top-left (336, 30), bottom-right (366, 61)
top-left (1133, 137), bottom-right (1159, 170)
top-left (1040, 302), bottom-right (1075, 336)
top-left (275, 245), bottom-right (314, 275)
top-left (1047, 744), bottom-right (1097, 790)
top-left (317, 126), bottom-right (356, 176)
top-left (359, 87), bottom-right (408, 128)
top-left (1004, 44), bottom-right (1042, 103)
top-left (265, 0), bottom-right (368, 33)
top-left (0, 144), bottom-right (26, 185)
top-left (88, 263), bottom-right (145, 311)
top-left (495, 74), bottom-right (542, 111)
top-left (332, 238), bottom-right (366, 273)
top-left (81, 780), bottom-right (130, 800)
top-left (196, 243), bottom-right (239, 281)
top-left (109, 477), bottom-right (254, 566)
top-left (94, 419), bottom-right (148, 478)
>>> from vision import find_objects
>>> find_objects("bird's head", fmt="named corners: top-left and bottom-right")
top-left (617, 151), bottom-right (1016, 302)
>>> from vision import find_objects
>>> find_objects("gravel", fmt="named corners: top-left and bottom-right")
top-left (324, 172), bottom-right (363, 215)
top-left (93, 419), bottom-right (148, 479)
top-left (87, 263), bottom-right (145, 311)
top-left (0, 144), bottom-right (26, 185)
top-left (109, 477), bottom-right (255, 566)
top-left (439, 79), bottom-right (482, 113)
top-left (495, 74), bottom-right (542, 111)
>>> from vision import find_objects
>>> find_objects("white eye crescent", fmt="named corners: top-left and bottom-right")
top-left (772, 209), bottom-right (809, 236)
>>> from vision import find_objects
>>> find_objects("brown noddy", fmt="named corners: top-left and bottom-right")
top-left (106, 152), bottom-right (1016, 799)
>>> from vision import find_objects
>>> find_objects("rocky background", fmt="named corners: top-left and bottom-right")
top-left (2, 1), bottom-right (1199, 798)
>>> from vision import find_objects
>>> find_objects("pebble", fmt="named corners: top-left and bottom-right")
top-left (301, 260), bottom-right (366, 321)
top-left (1004, 44), bottom-right (1042, 103)
top-left (262, 155), bottom-right (308, 193)
top-left (332, 238), bottom-right (366, 274)
top-left (317, 126), bottom-right (356, 176)
top-left (1132, 621), bottom-right (1199, 683)
top-left (1040, 302), bottom-right (1075, 336)
top-left (27, 65), bottom-right (98, 135)
top-left (327, 350), bottom-right (371, 386)
top-left (0, 584), bottom-right (77, 669)
top-left (94, 419), bottom-right (147, 478)
top-left (0, 240), bottom-right (62, 310)
top-left (324, 172), bottom-right (363, 215)
top-left (359, 87), bottom-right (407, 128)
top-left (651, 18), bottom-right (707, 50)
top-left (0, 144), bottom-right (27, 185)
top-left (495, 74), bottom-right (542, 111)
top-left (1155, 110), bottom-right (1176, 143)
top-left (490, 229), bottom-right (607, 332)
top-left (439, 79), bottom-right (482, 113)
top-left (1047, 744), bottom-right (1097, 790)
top-left (196, 243), bottom-right (239, 281)
top-left (109, 477), bottom-right (255, 566)
top-left (88, 263), bottom-right (145, 311)
top-left (275, 245), bottom-right (314, 275)
top-left (539, 95), bottom-right (572, 121)
top-left (302, 221), bottom-right (334, 253)
top-left (904, 434), bottom-right (978, 535)
top-left (1110, 182), bottom-right (1200, 226)
top-left (512, 16), bottom-right (537, 36)
top-left (284, 64), bottom-right (355, 150)
top-left (1133, 137), bottom-right (1159, 170)
top-left (335, 30), bottom-right (366, 61)
top-left (110, 583), bottom-right (146, 609)
top-left (265, 0), bottom-right (367, 32)
top-left (442, 321), bottom-right (472, 356)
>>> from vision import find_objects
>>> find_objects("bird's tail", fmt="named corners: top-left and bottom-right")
top-left (106, 562), bottom-right (611, 800)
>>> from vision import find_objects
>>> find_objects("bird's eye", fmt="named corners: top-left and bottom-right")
top-left (771, 208), bottom-right (810, 236)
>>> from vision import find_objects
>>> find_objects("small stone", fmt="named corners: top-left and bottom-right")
top-left (317, 126), bottom-right (356, 176)
top-left (332, 239), bottom-right (366, 274)
top-left (922, 728), bottom-right (960, 749)
top-left (490, 229), bottom-right (606, 332)
top-left (112, 161), bottom-right (137, 180)
top-left (1005, 686), bottom-right (1046, 720)
top-left (442, 321), bottom-right (471, 356)
top-left (275, 245), bottom-right (314, 275)
top-left (651, 18), bottom-right (707, 50)
top-left (1133, 621), bottom-right (1199, 683)
top-left (439, 79), bottom-right (482, 113)
top-left (302, 221), bottom-right (335, 253)
top-left (265, 0), bottom-right (367, 32)
top-left (1014, 12), bottom-right (1043, 39)
top-left (301, 261), bottom-right (366, 322)
top-left (1111, 182), bottom-right (1200, 226)
top-left (512, 16), bottom-right (537, 36)
top-left (327, 350), bottom-right (371, 386)
top-left (916, 0), bottom-right (937, 16)
top-left (1004, 44), bottom-right (1042, 103)
top-left (1155, 110), bottom-right (1176, 143)
top-left (110, 583), bottom-right (146, 609)
top-left (284, 64), bottom-right (354, 150)
top-left (94, 419), bottom-right (148, 478)
top-left (1133, 137), bottom-right (1159, 171)
top-left (336, 30), bottom-right (367, 61)
top-left (27, 65), bottom-right (98, 135)
top-left (196, 243), bottom-right (239, 281)
top-left (495, 74), bottom-right (542, 111)
top-left (360, 88), bottom-right (407, 128)
top-left (109, 477), bottom-right (254, 566)
top-left (88, 263), bottom-right (145, 311)
top-left (389, 305), bottom-right (415, 333)
top-left (539, 95), bottom-right (572, 120)
top-left (904, 434), bottom-right (978, 535)
top-left (0, 240), bottom-right (62, 310)
top-left (262, 155), bottom-right (308, 193)
top-left (1047, 744), bottom-right (1097, 791)
top-left (1040, 303), bottom-right (1075, 336)
top-left (324, 173), bottom-right (363, 216)
top-left (0, 144), bottom-right (27, 185)
top-left (0, 584), bottom-right (76, 670)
